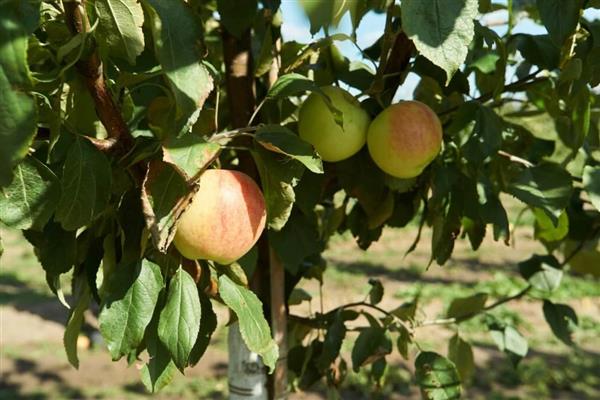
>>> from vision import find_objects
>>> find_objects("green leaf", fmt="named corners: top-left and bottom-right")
top-left (216, 0), bottom-right (257, 38)
top-left (55, 137), bottom-right (112, 230)
top-left (396, 325), bottom-right (411, 360)
top-left (489, 325), bottom-right (528, 361)
top-left (254, 125), bottom-right (323, 174)
top-left (507, 163), bottom-right (573, 225)
top-left (415, 351), bottom-right (462, 400)
top-left (368, 279), bottom-right (384, 305)
top-left (317, 311), bottom-right (346, 370)
top-left (63, 281), bottom-right (91, 369)
top-left (23, 222), bottom-right (77, 294)
top-left (162, 135), bottom-right (220, 183)
top-left (288, 288), bottom-right (312, 305)
top-left (267, 73), bottom-right (320, 99)
top-left (0, 0), bottom-right (39, 187)
top-left (255, 26), bottom-right (274, 77)
top-left (527, 263), bottom-right (563, 292)
top-left (518, 254), bottom-right (563, 292)
top-left (0, 157), bottom-right (60, 230)
top-left (145, 0), bottom-right (213, 132)
top-left (141, 293), bottom-right (178, 392)
top-left (514, 34), bottom-right (560, 70)
top-left (188, 292), bottom-right (217, 366)
top-left (463, 105), bottom-right (504, 163)
top-left (583, 166), bottom-right (600, 212)
top-left (218, 275), bottom-right (278, 373)
top-left (253, 147), bottom-right (304, 230)
top-left (141, 161), bottom-right (189, 252)
top-left (447, 334), bottom-right (474, 383)
top-left (542, 300), bottom-right (578, 346)
top-left (534, 208), bottom-right (569, 243)
top-left (269, 211), bottom-right (320, 274)
top-left (402, 0), bottom-right (478, 83)
top-left (536, 0), bottom-right (584, 46)
top-left (351, 327), bottom-right (392, 371)
top-left (99, 260), bottom-right (164, 361)
top-left (158, 266), bottom-right (201, 371)
top-left (95, 0), bottom-right (145, 64)
top-left (299, 0), bottom-right (352, 34)
top-left (446, 293), bottom-right (488, 320)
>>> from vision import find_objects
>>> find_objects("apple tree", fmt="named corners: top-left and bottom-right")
top-left (1, 0), bottom-right (599, 398)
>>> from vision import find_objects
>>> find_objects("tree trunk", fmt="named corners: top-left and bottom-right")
top-left (221, 27), bottom-right (270, 400)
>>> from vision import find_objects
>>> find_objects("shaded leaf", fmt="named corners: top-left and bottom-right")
top-left (368, 279), bottom-right (384, 305)
top-left (583, 166), bottom-right (600, 212)
top-left (351, 327), bottom-right (392, 371)
top-left (536, 0), bottom-right (584, 46)
top-left (447, 334), bottom-right (474, 383)
top-left (269, 211), bottom-right (320, 274)
top-left (217, 0), bottom-right (257, 38)
top-left (317, 311), bottom-right (346, 370)
top-left (253, 147), bottom-right (304, 230)
top-left (508, 163), bottom-right (573, 225)
top-left (446, 293), bottom-right (488, 320)
top-left (63, 281), bottom-right (91, 369)
top-left (542, 300), bottom-right (578, 346)
top-left (141, 293), bottom-right (178, 392)
top-left (23, 222), bottom-right (77, 295)
top-left (396, 325), bottom-right (411, 360)
top-left (55, 137), bottom-right (112, 230)
top-left (519, 254), bottom-right (563, 292)
top-left (188, 292), bottom-right (217, 366)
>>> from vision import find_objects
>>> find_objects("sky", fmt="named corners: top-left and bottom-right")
top-left (277, 0), bottom-right (600, 99)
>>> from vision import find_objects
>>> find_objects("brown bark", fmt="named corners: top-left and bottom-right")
top-left (222, 25), bottom-right (275, 398)
top-left (64, 0), bottom-right (132, 151)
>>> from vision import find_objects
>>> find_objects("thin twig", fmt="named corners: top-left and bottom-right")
top-left (63, 0), bottom-right (132, 151)
top-left (498, 150), bottom-right (535, 167)
top-left (209, 126), bottom-right (259, 142)
top-left (438, 70), bottom-right (546, 117)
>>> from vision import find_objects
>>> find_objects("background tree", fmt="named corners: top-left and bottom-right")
top-left (0, 0), bottom-right (599, 399)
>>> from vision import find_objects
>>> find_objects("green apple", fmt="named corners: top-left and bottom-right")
top-left (298, 86), bottom-right (370, 162)
top-left (367, 101), bottom-right (442, 178)
top-left (173, 169), bottom-right (266, 264)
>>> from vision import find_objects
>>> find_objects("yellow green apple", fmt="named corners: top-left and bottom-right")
top-left (367, 101), bottom-right (442, 178)
top-left (173, 169), bottom-right (266, 264)
top-left (298, 86), bottom-right (370, 162)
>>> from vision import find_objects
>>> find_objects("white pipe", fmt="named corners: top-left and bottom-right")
top-left (228, 321), bottom-right (268, 400)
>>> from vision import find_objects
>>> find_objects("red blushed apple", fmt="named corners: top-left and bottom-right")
top-left (173, 169), bottom-right (266, 264)
top-left (367, 101), bottom-right (442, 178)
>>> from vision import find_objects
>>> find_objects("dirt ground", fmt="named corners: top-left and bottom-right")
top-left (1, 222), bottom-right (599, 399)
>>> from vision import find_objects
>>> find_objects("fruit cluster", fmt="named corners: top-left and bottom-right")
top-left (175, 87), bottom-right (443, 264)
